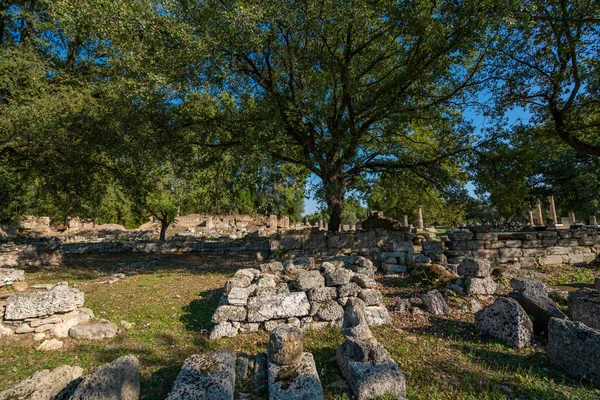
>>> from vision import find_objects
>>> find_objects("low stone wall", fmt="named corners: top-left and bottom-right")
top-left (269, 229), bottom-right (414, 256)
top-left (445, 229), bottom-right (600, 268)
top-left (0, 239), bottom-right (62, 268)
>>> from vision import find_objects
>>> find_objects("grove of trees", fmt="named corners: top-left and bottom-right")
top-left (1, 0), bottom-right (599, 233)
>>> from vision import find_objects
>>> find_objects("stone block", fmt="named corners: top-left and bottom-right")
top-left (4, 282), bottom-right (84, 320)
top-left (475, 297), bottom-right (533, 348)
top-left (508, 278), bottom-right (565, 334)
top-left (209, 322), bottom-right (238, 340)
top-left (547, 318), bottom-right (600, 382)
top-left (327, 232), bottom-right (355, 249)
top-left (364, 306), bottom-right (389, 326)
top-left (420, 290), bottom-right (449, 315)
top-left (336, 347), bottom-right (405, 400)
top-left (324, 268), bottom-right (352, 286)
top-left (352, 274), bottom-right (377, 289)
top-left (268, 326), bottom-right (304, 365)
top-left (306, 287), bottom-right (337, 302)
top-left (293, 270), bottom-right (325, 291)
top-left (569, 288), bottom-right (600, 330)
top-left (72, 355), bottom-right (140, 400)
top-left (457, 257), bottom-right (491, 278)
top-left (358, 289), bottom-right (383, 306)
top-left (538, 254), bottom-right (566, 265)
top-left (355, 231), bottom-right (377, 248)
top-left (465, 277), bottom-right (497, 296)
top-left (69, 321), bottom-right (118, 341)
top-left (212, 305), bottom-right (247, 323)
top-left (247, 292), bottom-right (311, 322)
top-left (0, 365), bottom-right (83, 400)
top-left (267, 352), bottom-right (324, 400)
top-left (167, 351), bottom-right (236, 400)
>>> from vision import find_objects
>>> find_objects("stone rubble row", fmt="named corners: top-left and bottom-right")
top-left (210, 257), bottom-right (389, 340)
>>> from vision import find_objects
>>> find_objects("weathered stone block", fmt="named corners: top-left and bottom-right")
top-left (293, 270), bottom-right (325, 291)
top-left (212, 305), bottom-right (247, 323)
top-left (268, 326), bottom-right (303, 365)
top-left (327, 232), bottom-right (355, 249)
top-left (364, 306), bottom-right (389, 326)
top-left (508, 278), bottom-right (565, 334)
top-left (324, 268), bottom-right (352, 286)
top-left (457, 257), bottom-right (491, 278)
top-left (316, 300), bottom-right (344, 321)
top-left (358, 289), bottom-right (383, 306)
top-left (336, 347), bottom-right (406, 400)
top-left (421, 290), bottom-right (449, 315)
top-left (247, 292), bottom-right (311, 322)
top-left (267, 352), bottom-right (324, 400)
top-left (306, 287), bottom-right (337, 302)
top-left (0, 365), bottom-right (83, 400)
top-left (475, 297), bottom-right (533, 348)
top-left (72, 355), bottom-right (140, 400)
top-left (465, 277), bottom-right (497, 296)
top-left (167, 351), bottom-right (236, 400)
top-left (569, 288), bottom-right (600, 330)
top-left (547, 318), bottom-right (600, 382)
top-left (4, 282), bottom-right (84, 320)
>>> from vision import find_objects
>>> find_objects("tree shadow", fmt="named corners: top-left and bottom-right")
top-left (180, 288), bottom-right (224, 334)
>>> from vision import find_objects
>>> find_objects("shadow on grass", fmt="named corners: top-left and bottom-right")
top-left (180, 288), bottom-right (224, 335)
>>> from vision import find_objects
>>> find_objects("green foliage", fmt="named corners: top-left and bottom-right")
top-left (470, 125), bottom-right (600, 222)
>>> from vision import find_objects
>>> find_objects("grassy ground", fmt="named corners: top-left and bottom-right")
top-left (1, 253), bottom-right (599, 399)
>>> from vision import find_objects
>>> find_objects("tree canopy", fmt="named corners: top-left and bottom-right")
top-left (1, 0), bottom-right (600, 232)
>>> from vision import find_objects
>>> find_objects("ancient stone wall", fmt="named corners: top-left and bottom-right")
top-left (445, 229), bottom-right (600, 268)
top-left (0, 239), bottom-right (62, 268)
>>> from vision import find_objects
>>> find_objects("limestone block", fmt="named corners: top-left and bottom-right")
top-left (4, 282), bottom-right (84, 320)
top-left (547, 318), bottom-right (600, 382)
top-left (337, 282), bottom-right (361, 298)
top-left (227, 287), bottom-right (251, 306)
top-left (336, 346), bottom-right (406, 400)
top-left (268, 326), bottom-right (304, 365)
top-left (69, 321), bottom-right (118, 341)
top-left (209, 322), bottom-right (239, 340)
top-left (316, 300), bottom-right (344, 321)
top-left (247, 292), bottom-right (310, 322)
top-left (167, 351), bottom-right (235, 400)
top-left (352, 274), bottom-right (377, 289)
top-left (358, 289), bottom-right (383, 306)
top-left (364, 306), bottom-right (389, 326)
top-left (211, 305), bottom-right (247, 323)
top-left (420, 290), bottom-right (449, 315)
top-left (306, 287), bottom-right (337, 302)
top-left (569, 288), bottom-right (600, 330)
top-left (465, 277), bottom-right (497, 296)
top-left (508, 278), bottom-right (565, 334)
top-left (0, 365), bottom-right (83, 400)
top-left (475, 297), bottom-right (533, 348)
top-left (293, 270), bottom-right (325, 291)
top-left (267, 352), bottom-right (324, 400)
top-left (457, 257), bottom-right (491, 278)
top-left (324, 268), bottom-right (352, 286)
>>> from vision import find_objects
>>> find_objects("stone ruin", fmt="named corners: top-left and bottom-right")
top-left (0, 355), bottom-right (141, 400)
top-left (209, 256), bottom-right (389, 340)
top-left (337, 298), bottom-right (406, 400)
top-left (170, 299), bottom-right (407, 400)
top-left (0, 270), bottom-right (119, 348)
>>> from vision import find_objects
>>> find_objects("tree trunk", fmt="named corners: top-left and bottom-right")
top-left (324, 177), bottom-right (346, 232)
top-left (159, 218), bottom-right (169, 241)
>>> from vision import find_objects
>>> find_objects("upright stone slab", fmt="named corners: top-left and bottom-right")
top-left (4, 282), bottom-right (84, 320)
top-left (568, 288), bottom-right (600, 330)
top-left (167, 351), bottom-right (236, 400)
top-left (267, 325), bottom-right (323, 399)
top-left (475, 297), bottom-right (533, 348)
top-left (421, 290), bottom-right (449, 315)
top-left (70, 355), bottom-right (140, 400)
top-left (337, 298), bottom-right (406, 400)
top-left (268, 326), bottom-right (304, 365)
top-left (547, 318), bottom-right (600, 382)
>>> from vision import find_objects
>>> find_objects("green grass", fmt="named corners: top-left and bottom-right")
top-left (1, 254), bottom-right (599, 399)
